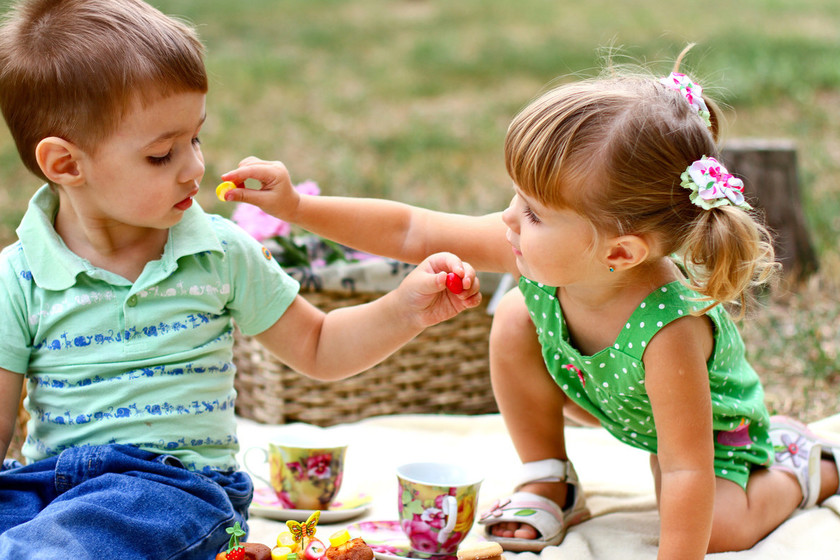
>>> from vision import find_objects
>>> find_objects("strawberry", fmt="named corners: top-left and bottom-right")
top-left (223, 521), bottom-right (247, 560)
top-left (225, 545), bottom-right (245, 560)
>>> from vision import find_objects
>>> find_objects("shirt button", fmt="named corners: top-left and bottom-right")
top-left (127, 295), bottom-right (138, 307)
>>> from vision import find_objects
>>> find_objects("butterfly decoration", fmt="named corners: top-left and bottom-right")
top-left (286, 510), bottom-right (321, 547)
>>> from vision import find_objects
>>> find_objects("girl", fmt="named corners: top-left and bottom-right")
top-left (220, 53), bottom-right (840, 558)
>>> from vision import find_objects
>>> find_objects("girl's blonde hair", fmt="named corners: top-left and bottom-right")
top-left (505, 51), bottom-right (777, 313)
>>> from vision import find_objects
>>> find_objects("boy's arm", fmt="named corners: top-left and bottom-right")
top-left (0, 367), bottom-right (24, 460)
top-left (253, 252), bottom-right (481, 380)
top-left (221, 158), bottom-right (518, 274)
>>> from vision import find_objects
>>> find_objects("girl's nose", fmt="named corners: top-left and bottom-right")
top-left (502, 195), bottom-right (519, 232)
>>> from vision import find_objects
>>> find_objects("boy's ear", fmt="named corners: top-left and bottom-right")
top-left (604, 234), bottom-right (650, 272)
top-left (35, 137), bottom-right (85, 187)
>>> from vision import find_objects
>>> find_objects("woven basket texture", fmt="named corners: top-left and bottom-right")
top-left (233, 290), bottom-right (498, 426)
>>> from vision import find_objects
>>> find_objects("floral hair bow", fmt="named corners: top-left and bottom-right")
top-left (660, 72), bottom-right (711, 128)
top-left (681, 156), bottom-right (751, 210)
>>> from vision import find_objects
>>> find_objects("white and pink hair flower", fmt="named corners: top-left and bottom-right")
top-left (680, 156), bottom-right (751, 210)
top-left (660, 72), bottom-right (712, 128)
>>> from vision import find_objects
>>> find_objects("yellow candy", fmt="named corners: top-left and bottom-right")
top-left (272, 546), bottom-right (294, 560)
top-left (328, 529), bottom-right (351, 547)
top-left (216, 181), bottom-right (236, 202)
top-left (277, 531), bottom-right (300, 552)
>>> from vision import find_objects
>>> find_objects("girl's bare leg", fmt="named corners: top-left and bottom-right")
top-left (487, 288), bottom-right (595, 539)
top-left (650, 455), bottom-right (839, 552)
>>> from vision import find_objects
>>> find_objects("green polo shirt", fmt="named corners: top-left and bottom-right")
top-left (0, 186), bottom-right (299, 471)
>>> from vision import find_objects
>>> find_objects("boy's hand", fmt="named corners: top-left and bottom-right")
top-left (399, 252), bottom-right (482, 328)
top-left (218, 157), bottom-right (298, 221)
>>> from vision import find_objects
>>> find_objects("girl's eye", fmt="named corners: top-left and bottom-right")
top-left (192, 136), bottom-right (202, 147)
top-left (524, 207), bottom-right (541, 224)
top-left (148, 152), bottom-right (172, 166)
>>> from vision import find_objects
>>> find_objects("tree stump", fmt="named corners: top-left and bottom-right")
top-left (721, 139), bottom-right (818, 282)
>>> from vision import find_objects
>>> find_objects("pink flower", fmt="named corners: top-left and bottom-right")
top-left (294, 180), bottom-right (320, 197)
top-left (231, 203), bottom-right (291, 242)
top-left (306, 453), bottom-right (333, 480)
top-left (401, 520), bottom-right (439, 553)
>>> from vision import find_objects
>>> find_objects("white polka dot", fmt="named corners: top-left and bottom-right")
top-left (658, 304), bottom-right (665, 309)
top-left (602, 382), bottom-right (609, 387)
top-left (662, 287), bottom-right (668, 292)
top-left (657, 321), bottom-right (663, 327)
top-left (640, 322), bottom-right (645, 328)
top-left (640, 302), bottom-right (646, 308)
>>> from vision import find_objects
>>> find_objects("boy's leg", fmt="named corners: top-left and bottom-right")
top-left (0, 444), bottom-right (252, 560)
top-left (487, 288), bottom-right (581, 539)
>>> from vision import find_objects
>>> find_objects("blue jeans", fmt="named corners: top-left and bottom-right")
top-left (0, 444), bottom-right (252, 559)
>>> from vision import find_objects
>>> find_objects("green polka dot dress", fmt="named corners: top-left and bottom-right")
top-left (520, 276), bottom-right (773, 489)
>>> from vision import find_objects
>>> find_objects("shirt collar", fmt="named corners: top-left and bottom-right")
top-left (17, 185), bottom-right (223, 290)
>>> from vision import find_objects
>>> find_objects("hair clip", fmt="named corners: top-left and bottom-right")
top-left (660, 72), bottom-right (712, 128)
top-left (680, 156), bottom-right (751, 210)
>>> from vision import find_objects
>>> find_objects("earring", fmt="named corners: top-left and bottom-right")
top-left (609, 266), bottom-right (615, 272)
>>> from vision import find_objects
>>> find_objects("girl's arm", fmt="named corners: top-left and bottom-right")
top-left (644, 315), bottom-right (716, 560)
top-left (0, 367), bottom-right (23, 460)
top-left (220, 158), bottom-right (518, 274)
top-left (254, 252), bottom-right (482, 380)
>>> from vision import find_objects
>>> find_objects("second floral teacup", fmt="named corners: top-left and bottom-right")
top-left (245, 429), bottom-right (347, 510)
top-left (397, 462), bottom-right (483, 555)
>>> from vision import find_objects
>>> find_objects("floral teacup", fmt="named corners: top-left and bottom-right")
top-left (397, 462), bottom-right (483, 555)
top-left (245, 430), bottom-right (347, 510)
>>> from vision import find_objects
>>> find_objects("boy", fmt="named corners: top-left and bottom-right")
top-left (0, 1), bottom-right (481, 558)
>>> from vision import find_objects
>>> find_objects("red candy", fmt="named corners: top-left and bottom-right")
top-left (445, 272), bottom-right (464, 294)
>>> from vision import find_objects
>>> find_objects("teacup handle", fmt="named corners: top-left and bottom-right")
top-left (243, 446), bottom-right (272, 488)
top-left (437, 495), bottom-right (459, 544)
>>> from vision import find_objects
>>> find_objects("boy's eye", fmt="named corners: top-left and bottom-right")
top-left (192, 136), bottom-right (201, 147)
top-left (148, 152), bottom-right (172, 166)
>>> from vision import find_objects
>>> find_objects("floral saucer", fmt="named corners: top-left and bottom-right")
top-left (347, 520), bottom-right (482, 560)
top-left (250, 486), bottom-right (372, 523)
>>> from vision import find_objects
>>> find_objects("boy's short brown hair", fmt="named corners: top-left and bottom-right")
top-left (0, 0), bottom-right (208, 180)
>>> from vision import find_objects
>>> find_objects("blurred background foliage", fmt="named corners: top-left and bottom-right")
top-left (0, 0), bottom-right (837, 416)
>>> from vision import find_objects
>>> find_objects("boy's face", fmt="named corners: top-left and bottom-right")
top-left (74, 91), bottom-right (207, 231)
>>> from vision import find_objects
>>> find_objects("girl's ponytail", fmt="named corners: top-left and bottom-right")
top-left (681, 205), bottom-right (778, 316)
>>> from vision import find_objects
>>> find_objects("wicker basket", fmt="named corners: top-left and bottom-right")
top-left (233, 288), bottom-right (499, 426)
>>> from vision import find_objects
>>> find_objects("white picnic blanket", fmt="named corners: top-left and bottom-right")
top-left (237, 413), bottom-right (840, 559)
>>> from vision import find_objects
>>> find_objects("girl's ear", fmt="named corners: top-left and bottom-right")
top-left (35, 137), bottom-right (85, 187)
top-left (604, 234), bottom-right (651, 272)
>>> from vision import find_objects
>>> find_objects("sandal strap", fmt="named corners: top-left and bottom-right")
top-left (515, 458), bottom-right (576, 490)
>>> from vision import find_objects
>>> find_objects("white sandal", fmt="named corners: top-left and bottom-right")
top-left (478, 459), bottom-right (590, 552)
top-left (769, 415), bottom-right (840, 508)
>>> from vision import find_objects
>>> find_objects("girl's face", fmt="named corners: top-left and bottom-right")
top-left (502, 186), bottom-right (605, 287)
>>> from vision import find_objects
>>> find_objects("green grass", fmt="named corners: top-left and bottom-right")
top-left (1, 0), bottom-right (839, 389)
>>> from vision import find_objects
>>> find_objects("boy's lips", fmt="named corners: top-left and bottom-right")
top-left (175, 189), bottom-right (199, 210)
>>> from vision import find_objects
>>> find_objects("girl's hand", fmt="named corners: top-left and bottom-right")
top-left (398, 252), bottom-right (482, 328)
top-left (218, 157), bottom-right (298, 221)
